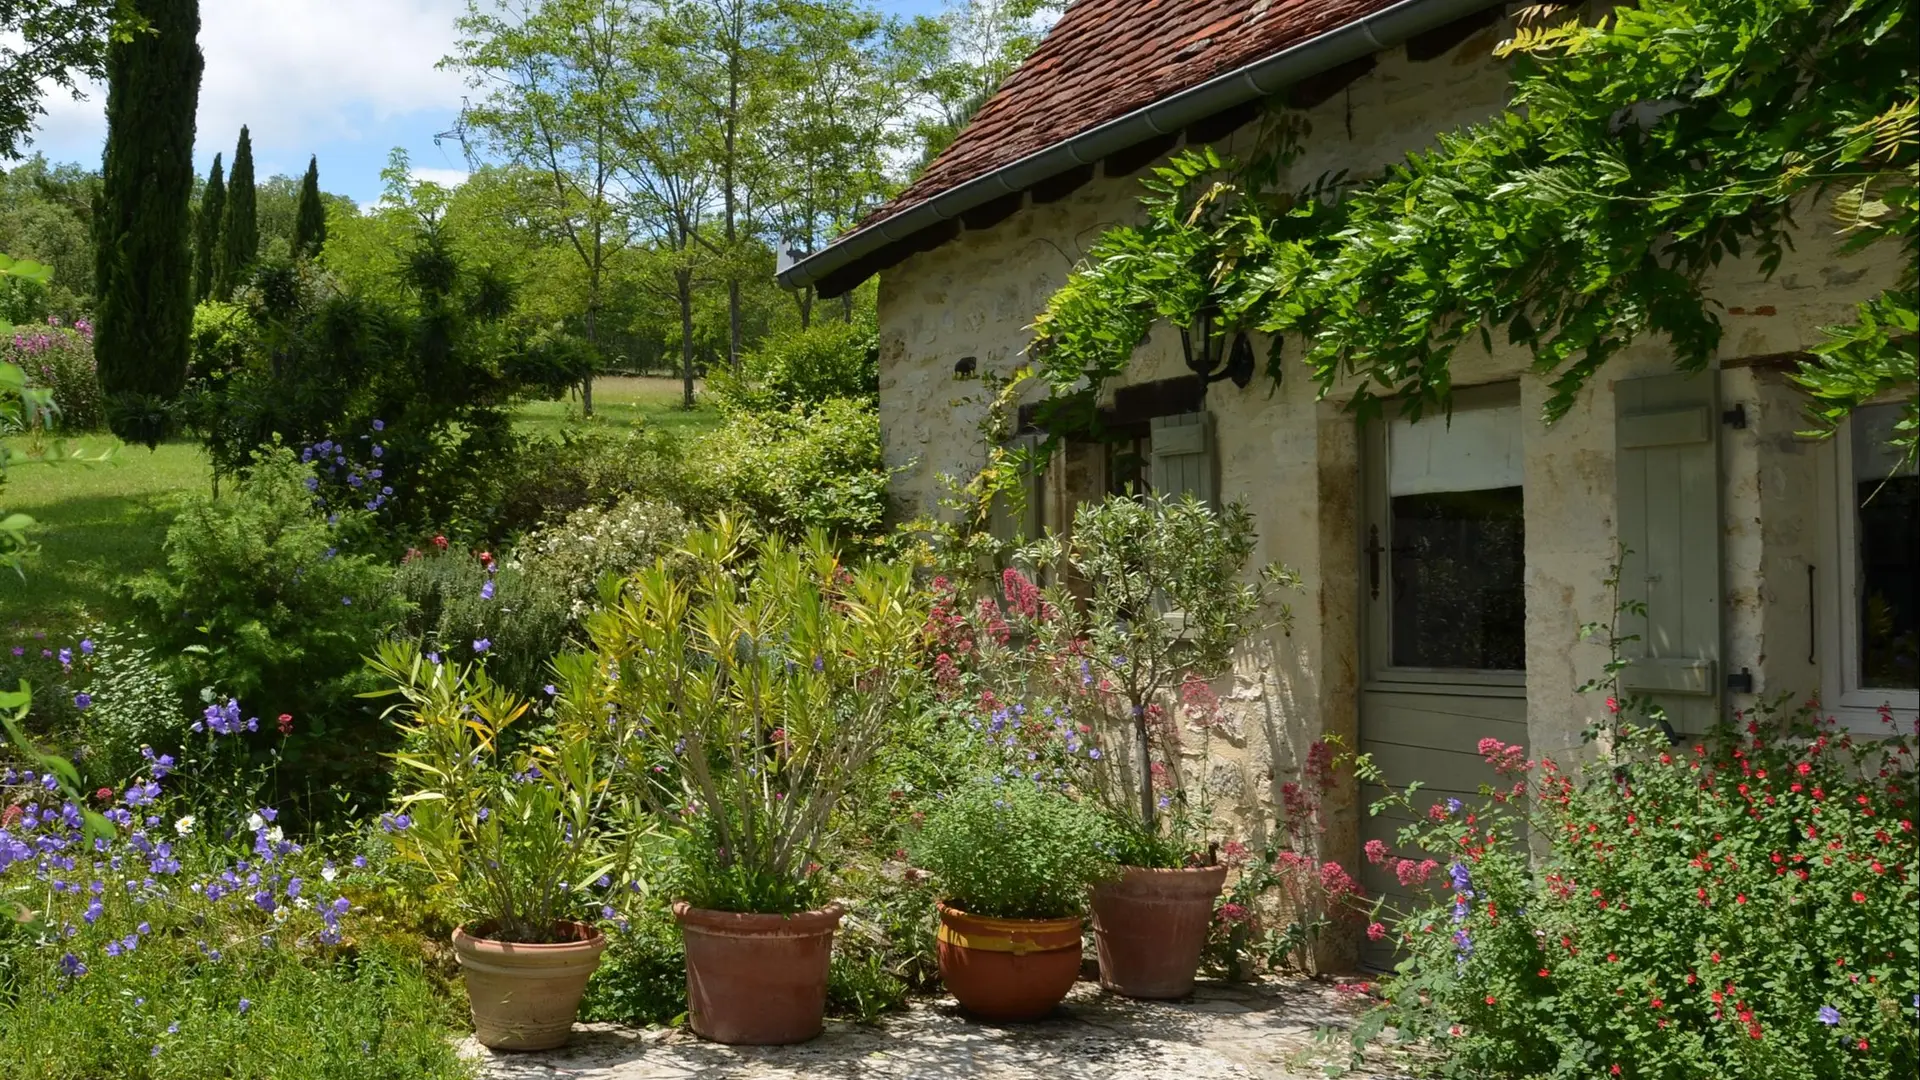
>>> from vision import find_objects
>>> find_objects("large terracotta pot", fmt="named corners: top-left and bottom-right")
top-left (935, 901), bottom-right (1082, 1021)
top-left (1091, 864), bottom-right (1228, 999)
top-left (673, 900), bottom-right (845, 1045)
top-left (452, 921), bottom-right (607, 1051)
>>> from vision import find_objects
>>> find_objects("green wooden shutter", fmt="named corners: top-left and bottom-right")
top-left (1615, 371), bottom-right (1723, 734)
top-left (1150, 411), bottom-right (1216, 506)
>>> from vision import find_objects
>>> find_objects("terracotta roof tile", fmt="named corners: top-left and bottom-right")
top-left (864, 0), bottom-right (1406, 230)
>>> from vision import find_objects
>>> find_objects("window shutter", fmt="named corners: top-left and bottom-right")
top-left (1614, 371), bottom-right (1723, 733)
top-left (987, 433), bottom-right (1045, 544)
top-left (1150, 411), bottom-right (1216, 506)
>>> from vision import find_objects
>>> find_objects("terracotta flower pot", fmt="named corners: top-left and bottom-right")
top-left (1091, 864), bottom-right (1228, 999)
top-left (452, 921), bottom-right (607, 1051)
top-left (673, 900), bottom-right (845, 1045)
top-left (935, 900), bottom-right (1083, 1021)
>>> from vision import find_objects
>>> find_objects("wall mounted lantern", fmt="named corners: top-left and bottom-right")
top-left (1180, 302), bottom-right (1254, 392)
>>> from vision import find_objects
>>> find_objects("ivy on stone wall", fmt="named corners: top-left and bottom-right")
top-left (1031, 0), bottom-right (1916, 453)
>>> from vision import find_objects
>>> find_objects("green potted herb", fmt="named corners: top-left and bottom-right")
top-left (373, 646), bottom-right (648, 1051)
top-left (910, 779), bottom-right (1116, 1020)
top-left (561, 519), bottom-right (925, 1045)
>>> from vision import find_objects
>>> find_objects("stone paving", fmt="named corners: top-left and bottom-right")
top-left (467, 978), bottom-right (1426, 1080)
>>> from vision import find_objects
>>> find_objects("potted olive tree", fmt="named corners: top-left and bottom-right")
top-left (961, 493), bottom-right (1297, 999)
top-left (911, 779), bottom-right (1116, 1020)
top-left (561, 518), bottom-right (924, 1045)
top-left (373, 646), bottom-right (649, 1051)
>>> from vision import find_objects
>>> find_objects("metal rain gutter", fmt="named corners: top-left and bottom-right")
top-left (775, 0), bottom-right (1504, 294)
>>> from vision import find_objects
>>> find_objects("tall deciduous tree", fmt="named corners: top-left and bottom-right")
top-left (192, 151), bottom-right (223, 301)
top-left (0, 0), bottom-right (128, 158)
top-left (293, 153), bottom-right (326, 258)
top-left (213, 124), bottom-right (256, 299)
top-left (445, 0), bottom-right (639, 417)
top-left (92, 0), bottom-right (201, 447)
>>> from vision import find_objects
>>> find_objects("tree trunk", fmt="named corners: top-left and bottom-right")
top-left (581, 302), bottom-right (598, 418)
top-left (842, 290), bottom-right (853, 323)
top-left (1133, 702), bottom-right (1154, 830)
top-left (797, 286), bottom-right (812, 329)
top-left (678, 270), bottom-right (697, 411)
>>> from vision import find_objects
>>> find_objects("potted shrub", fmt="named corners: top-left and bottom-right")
top-left (562, 520), bottom-right (924, 1045)
top-left (910, 779), bottom-right (1116, 1020)
top-left (374, 647), bottom-right (647, 1051)
top-left (929, 492), bottom-right (1302, 998)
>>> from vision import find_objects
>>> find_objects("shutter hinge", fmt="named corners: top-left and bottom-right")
top-left (1720, 404), bottom-right (1747, 429)
top-left (1726, 667), bottom-right (1754, 693)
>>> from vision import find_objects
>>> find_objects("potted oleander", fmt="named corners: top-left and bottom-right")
top-left (562, 518), bottom-right (925, 1045)
top-left (372, 646), bottom-right (649, 1051)
top-left (910, 779), bottom-right (1116, 1020)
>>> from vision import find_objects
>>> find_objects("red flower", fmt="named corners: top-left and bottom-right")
top-left (1852, 891), bottom-right (1866, 903)
top-left (1484, 995), bottom-right (1497, 1006)
top-left (1366, 922), bottom-right (1387, 941)
top-left (277, 713), bottom-right (294, 736)
top-left (431, 535), bottom-right (449, 550)
top-left (94, 787), bottom-right (113, 801)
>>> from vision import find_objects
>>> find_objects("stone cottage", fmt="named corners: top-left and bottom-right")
top-left (776, 0), bottom-right (1917, 966)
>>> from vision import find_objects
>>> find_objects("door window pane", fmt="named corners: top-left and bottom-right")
top-left (1386, 403), bottom-right (1526, 671)
top-left (1852, 405), bottom-right (1919, 690)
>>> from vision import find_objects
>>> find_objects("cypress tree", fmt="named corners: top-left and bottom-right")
top-left (214, 125), bottom-right (257, 299)
top-left (192, 152), bottom-right (224, 302)
top-left (93, 0), bottom-right (203, 447)
top-left (293, 154), bottom-right (327, 259)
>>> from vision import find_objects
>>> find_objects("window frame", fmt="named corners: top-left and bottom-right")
top-left (1814, 407), bottom-right (1920, 728)
top-left (1361, 382), bottom-right (1528, 694)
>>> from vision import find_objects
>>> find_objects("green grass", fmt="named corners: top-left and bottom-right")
top-left (0, 437), bottom-right (211, 634)
top-left (1, 377), bottom-right (715, 635)
top-left (513, 375), bottom-right (719, 439)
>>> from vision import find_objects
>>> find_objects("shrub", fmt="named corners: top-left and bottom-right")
top-left (909, 779), bottom-right (1117, 920)
top-left (391, 545), bottom-right (572, 697)
top-left (72, 628), bottom-right (180, 786)
top-left (1354, 703), bottom-right (1919, 1079)
top-left (508, 497), bottom-right (686, 620)
top-left (127, 447), bottom-right (408, 808)
top-left (694, 397), bottom-right (892, 546)
top-left (489, 427), bottom-right (703, 542)
top-left (579, 902), bottom-right (687, 1026)
top-left (706, 319), bottom-right (877, 413)
top-left (0, 738), bottom-right (465, 1080)
top-left (566, 521), bottom-right (926, 915)
top-left (5, 318), bottom-right (102, 431)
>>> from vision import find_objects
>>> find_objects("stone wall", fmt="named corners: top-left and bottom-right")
top-left (872, 15), bottom-right (1911, 967)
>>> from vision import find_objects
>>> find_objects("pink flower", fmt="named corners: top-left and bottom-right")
top-left (1216, 902), bottom-right (1251, 924)
top-left (1396, 858), bottom-right (1439, 887)
top-left (1220, 840), bottom-right (1250, 866)
top-left (1366, 921), bottom-right (1387, 941)
top-left (1364, 838), bottom-right (1391, 865)
top-left (1319, 861), bottom-right (1363, 901)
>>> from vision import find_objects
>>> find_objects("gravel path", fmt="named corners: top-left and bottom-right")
top-left (466, 977), bottom-right (1424, 1079)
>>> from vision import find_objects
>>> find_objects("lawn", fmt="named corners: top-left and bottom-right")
top-left (512, 375), bottom-right (715, 438)
top-left (2, 376), bottom-right (718, 634)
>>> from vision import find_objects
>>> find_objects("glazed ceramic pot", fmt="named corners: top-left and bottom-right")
top-left (935, 900), bottom-right (1082, 1021)
top-left (673, 900), bottom-right (845, 1045)
top-left (452, 921), bottom-right (607, 1051)
top-left (1091, 864), bottom-right (1228, 999)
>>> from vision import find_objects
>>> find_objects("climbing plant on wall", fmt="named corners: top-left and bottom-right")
top-left (1031, 0), bottom-right (1916, 451)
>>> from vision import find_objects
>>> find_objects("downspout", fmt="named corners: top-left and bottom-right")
top-left (776, 0), bottom-right (1504, 294)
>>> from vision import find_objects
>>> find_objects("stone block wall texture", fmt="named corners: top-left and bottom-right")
top-left (873, 19), bottom-right (1910, 964)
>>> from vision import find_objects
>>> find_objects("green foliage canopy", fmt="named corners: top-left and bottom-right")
top-left (1033, 0), bottom-right (1917, 451)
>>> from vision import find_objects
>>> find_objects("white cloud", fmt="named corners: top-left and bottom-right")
top-left (24, 0), bottom-right (469, 159)
top-left (408, 166), bottom-right (469, 188)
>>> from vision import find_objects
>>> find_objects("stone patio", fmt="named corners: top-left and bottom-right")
top-left (467, 978), bottom-right (1426, 1080)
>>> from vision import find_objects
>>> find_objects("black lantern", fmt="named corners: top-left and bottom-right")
top-left (1179, 302), bottom-right (1254, 392)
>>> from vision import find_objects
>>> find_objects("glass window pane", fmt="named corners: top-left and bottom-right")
top-left (1390, 487), bottom-right (1527, 671)
top-left (1853, 405), bottom-right (1918, 690)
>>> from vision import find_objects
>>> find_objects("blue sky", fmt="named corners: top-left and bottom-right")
top-left (11, 0), bottom-right (952, 206)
